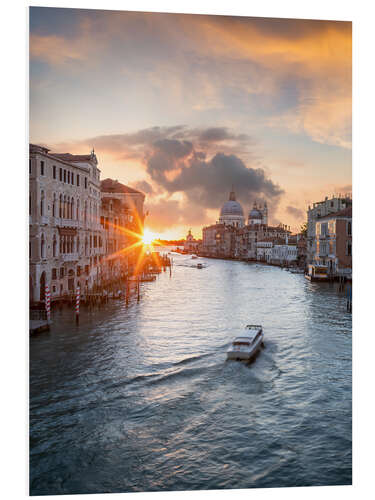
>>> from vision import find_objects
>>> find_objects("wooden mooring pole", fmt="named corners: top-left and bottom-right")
top-left (126, 279), bottom-right (129, 306)
top-left (45, 285), bottom-right (51, 324)
top-left (75, 286), bottom-right (80, 324)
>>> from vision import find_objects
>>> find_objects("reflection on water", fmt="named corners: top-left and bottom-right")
top-left (30, 255), bottom-right (352, 495)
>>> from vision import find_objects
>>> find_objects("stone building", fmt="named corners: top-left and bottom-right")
top-left (29, 146), bottom-right (146, 305)
top-left (307, 195), bottom-right (352, 264)
top-left (202, 186), bottom-right (292, 261)
top-left (29, 144), bottom-right (104, 304)
top-left (218, 189), bottom-right (245, 228)
top-left (313, 206), bottom-right (352, 276)
top-left (201, 224), bottom-right (237, 258)
top-left (184, 229), bottom-right (201, 254)
top-left (270, 238), bottom-right (298, 266)
top-left (100, 179), bottom-right (145, 280)
top-left (256, 239), bottom-right (274, 262)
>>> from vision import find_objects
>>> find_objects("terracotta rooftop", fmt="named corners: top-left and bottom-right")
top-left (101, 178), bottom-right (144, 196)
top-left (52, 153), bottom-right (95, 163)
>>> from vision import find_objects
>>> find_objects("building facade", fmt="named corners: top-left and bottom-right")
top-left (201, 224), bottom-right (237, 258)
top-left (202, 187), bottom-right (292, 261)
top-left (29, 144), bottom-right (104, 304)
top-left (100, 178), bottom-right (145, 279)
top-left (313, 207), bottom-right (352, 276)
top-left (307, 195), bottom-right (352, 264)
top-left (270, 240), bottom-right (298, 265)
top-left (184, 229), bottom-right (201, 254)
top-left (29, 146), bottom-right (146, 305)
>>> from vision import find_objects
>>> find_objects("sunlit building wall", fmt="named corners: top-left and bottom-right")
top-left (29, 144), bottom-right (104, 304)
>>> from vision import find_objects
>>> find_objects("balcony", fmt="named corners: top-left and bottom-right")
top-left (56, 219), bottom-right (78, 229)
top-left (62, 253), bottom-right (79, 262)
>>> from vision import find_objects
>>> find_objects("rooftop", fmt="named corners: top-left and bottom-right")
top-left (101, 178), bottom-right (144, 196)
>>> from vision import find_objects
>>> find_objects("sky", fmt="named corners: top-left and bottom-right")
top-left (29, 7), bottom-right (352, 239)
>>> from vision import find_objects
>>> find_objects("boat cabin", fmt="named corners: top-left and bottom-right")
top-left (233, 329), bottom-right (262, 346)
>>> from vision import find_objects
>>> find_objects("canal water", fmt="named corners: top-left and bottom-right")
top-left (29, 254), bottom-right (352, 495)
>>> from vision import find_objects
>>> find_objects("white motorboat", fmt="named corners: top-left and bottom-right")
top-left (227, 325), bottom-right (264, 361)
top-left (191, 254), bottom-right (198, 259)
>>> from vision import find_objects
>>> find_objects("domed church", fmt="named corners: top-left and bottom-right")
top-left (248, 201), bottom-right (268, 226)
top-left (218, 188), bottom-right (245, 228)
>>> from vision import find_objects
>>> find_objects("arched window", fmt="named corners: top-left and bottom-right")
top-left (71, 198), bottom-right (75, 220)
top-left (29, 194), bottom-right (32, 216)
top-left (85, 237), bottom-right (88, 256)
top-left (77, 236), bottom-right (80, 254)
top-left (84, 201), bottom-right (87, 223)
top-left (77, 199), bottom-right (80, 220)
top-left (41, 234), bottom-right (45, 259)
top-left (40, 191), bottom-right (44, 216)
top-left (62, 235), bottom-right (66, 254)
top-left (59, 194), bottom-right (62, 218)
top-left (52, 193), bottom-right (56, 217)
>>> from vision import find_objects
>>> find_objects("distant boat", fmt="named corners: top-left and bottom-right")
top-left (227, 325), bottom-right (264, 362)
top-left (191, 254), bottom-right (198, 259)
top-left (197, 263), bottom-right (203, 269)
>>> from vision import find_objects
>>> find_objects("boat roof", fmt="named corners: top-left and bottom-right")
top-left (234, 331), bottom-right (260, 342)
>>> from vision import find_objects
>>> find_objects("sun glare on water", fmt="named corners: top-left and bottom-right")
top-left (142, 229), bottom-right (156, 245)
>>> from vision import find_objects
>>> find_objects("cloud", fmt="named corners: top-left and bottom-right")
top-left (30, 10), bottom-right (351, 150)
top-left (51, 125), bottom-right (257, 164)
top-left (50, 125), bottom-right (283, 224)
top-left (133, 180), bottom-right (154, 195)
top-left (286, 205), bottom-right (305, 220)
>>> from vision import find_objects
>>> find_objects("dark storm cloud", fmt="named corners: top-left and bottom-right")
top-left (286, 205), bottom-right (304, 220)
top-left (144, 139), bottom-right (283, 212)
top-left (60, 125), bottom-right (255, 162)
top-left (54, 125), bottom-right (283, 217)
top-left (153, 139), bottom-right (194, 158)
top-left (133, 180), bottom-right (154, 195)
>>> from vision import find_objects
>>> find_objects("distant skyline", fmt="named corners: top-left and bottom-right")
top-left (30, 7), bottom-right (352, 239)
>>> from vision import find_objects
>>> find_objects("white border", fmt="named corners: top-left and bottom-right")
top-left (1, 1), bottom-right (373, 499)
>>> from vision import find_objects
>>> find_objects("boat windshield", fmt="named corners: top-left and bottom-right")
top-left (233, 341), bottom-right (250, 346)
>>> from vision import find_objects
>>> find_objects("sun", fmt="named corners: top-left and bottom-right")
top-left (142, 229), bottom-right (156, 245)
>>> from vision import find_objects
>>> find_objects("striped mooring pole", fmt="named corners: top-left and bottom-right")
top-left (75, 286), bottom-right (80, 324)
top-left (45, 285), bottom-right (51, 323)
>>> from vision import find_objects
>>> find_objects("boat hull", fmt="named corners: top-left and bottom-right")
top-left (227, 334), bottom-right (264, 361)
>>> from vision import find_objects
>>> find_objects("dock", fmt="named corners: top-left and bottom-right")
top-left (30, 319), bottom-right (50, 334)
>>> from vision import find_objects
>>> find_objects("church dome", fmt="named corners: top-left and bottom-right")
top-left (249, 207), bottom-right (262, 219)
top-left (220, 200), bottom-right (244, 217)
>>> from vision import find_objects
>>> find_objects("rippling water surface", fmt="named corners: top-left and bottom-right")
top-left (30, 255), bottom-right (352, 495)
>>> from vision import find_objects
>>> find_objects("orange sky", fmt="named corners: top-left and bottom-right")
top-left (30, 9), bottom-right (352, 239)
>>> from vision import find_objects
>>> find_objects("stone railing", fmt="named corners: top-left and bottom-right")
top-left (62, 253), bottom-right (79, 262)
top-left (56, 219), bottom-right (79, 228)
